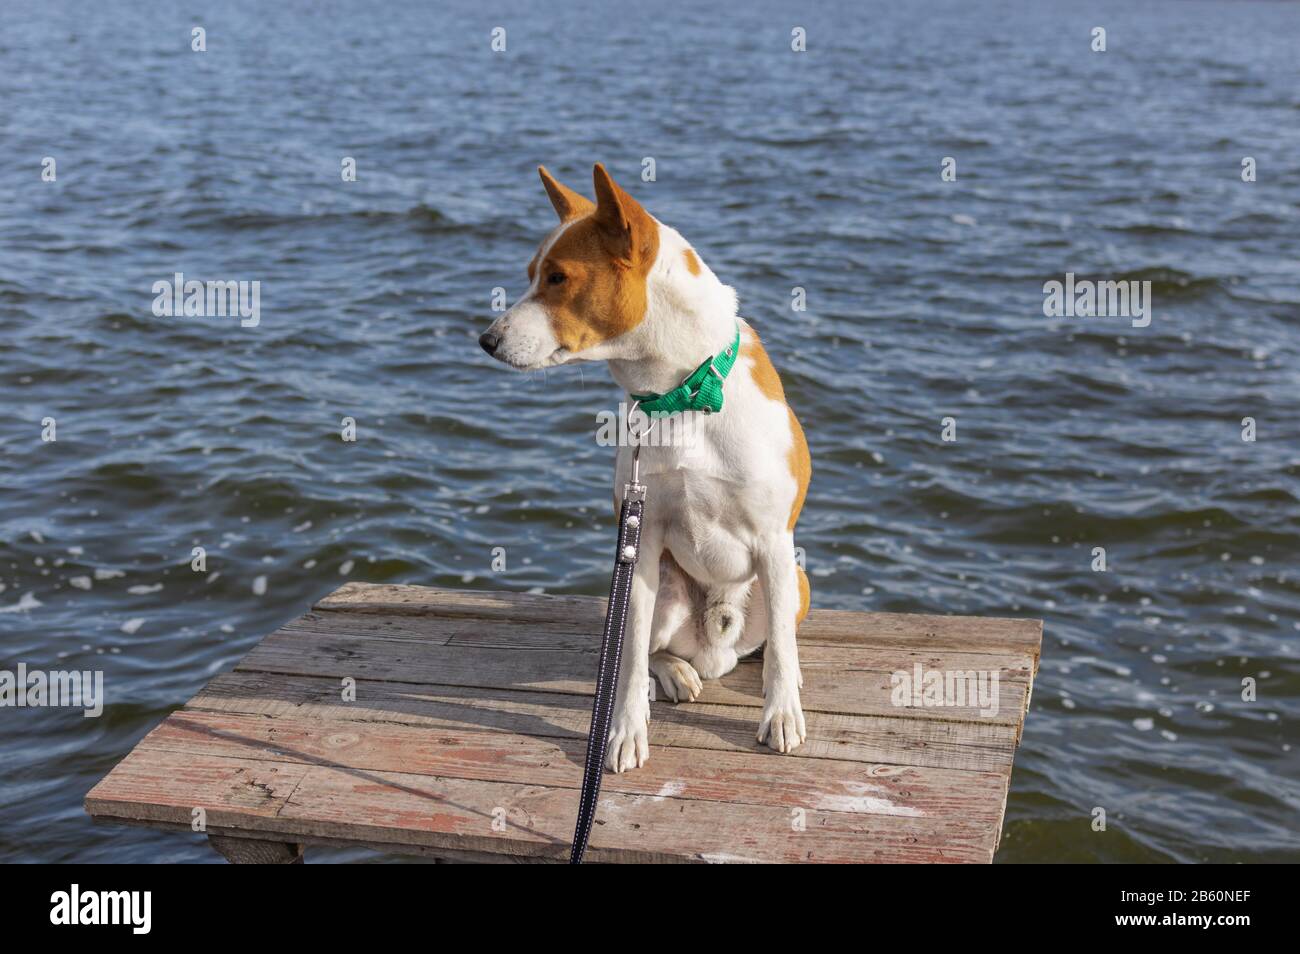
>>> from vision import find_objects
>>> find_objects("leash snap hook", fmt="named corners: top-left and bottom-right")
top-left (626, 399), bottom-right (659, 491)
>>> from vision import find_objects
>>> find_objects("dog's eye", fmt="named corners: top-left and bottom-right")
top-left (547, 271), bottom-right (566, 286)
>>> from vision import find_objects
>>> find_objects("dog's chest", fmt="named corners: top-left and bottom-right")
top-left (615, 401), bottom-right (795, 584)
top-left (657, 467), bottom-right (760, 584)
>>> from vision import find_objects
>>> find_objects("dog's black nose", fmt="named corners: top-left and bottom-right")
top-left (479, 331), bottom-right (501, 355)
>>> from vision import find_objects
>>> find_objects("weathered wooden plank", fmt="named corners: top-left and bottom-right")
top-left (235, 630), bottom-right (592, 693)
top-left (282, 764), bottom-right (996, 863)
top-left (138, 709), bottom-right (1009, 825)
top-left (88, 749), bottom-right (995, 863)
top-left (445, 623), bottom-right (1037, 672)
top-left (316, 582), bottom-right (606, 624)
top-left (804, 611), bottom-right (1041, 668)
top-left (287, 611), bottom-right (591, 647)
top-left (84, 747), bottom-right (310, 826)
top-left (315, 583), bottom-right (1042, 663)
top-left (287, 610), bottom-right (1036, 679)
top-left (281, 612), bottom-right (460, 644)
top-left (191, 671), bottom-right (1020, 773)
top-left (236, 629), bottom-right (1029, 725)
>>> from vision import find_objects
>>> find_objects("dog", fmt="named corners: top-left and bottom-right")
top-left (480, 163), bottom-right (811, 772)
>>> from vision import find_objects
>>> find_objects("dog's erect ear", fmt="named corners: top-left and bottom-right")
top-left (592, 162), bottom-right (654, 265)
top-left (538, 166), bottom-right (594, 222)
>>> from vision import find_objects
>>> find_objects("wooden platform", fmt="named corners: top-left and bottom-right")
top-left (86, 583), bottom-right (1041, 863)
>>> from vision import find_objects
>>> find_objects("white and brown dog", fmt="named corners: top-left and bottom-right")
top-left (480, 163), bottom-right (811, 772)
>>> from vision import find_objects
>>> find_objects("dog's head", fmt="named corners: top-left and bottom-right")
top-left (479, 163), bottom-right (661, 370)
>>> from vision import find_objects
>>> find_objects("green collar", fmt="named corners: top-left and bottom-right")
top-left (632, 323), bottom-right (741, 416)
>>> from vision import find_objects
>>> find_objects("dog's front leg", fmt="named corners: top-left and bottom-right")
top-left (606, 524), bottom-right (660, 773)
top-left (755, 533), bottom-right (806, 753)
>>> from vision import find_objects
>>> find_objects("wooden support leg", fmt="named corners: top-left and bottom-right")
top-left (208, 834), bottom-right (304, 864)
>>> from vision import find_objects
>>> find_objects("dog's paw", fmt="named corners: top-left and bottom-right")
top-left (606, 702), bottom-right (650, 773)
top-left (757, 685), bottom-right (806, 754)
top-left (651, 654), bottom-right (702, 703)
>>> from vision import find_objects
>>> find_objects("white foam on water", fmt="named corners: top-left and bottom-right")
top-left (0, 592), bottom-right (43, 613)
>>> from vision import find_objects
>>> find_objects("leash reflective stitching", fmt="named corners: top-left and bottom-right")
top-left (569, 478), bottom-right (644, 864)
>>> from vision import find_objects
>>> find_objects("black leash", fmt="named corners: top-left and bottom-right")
top-left (569, 478), bottom-right (645, 864)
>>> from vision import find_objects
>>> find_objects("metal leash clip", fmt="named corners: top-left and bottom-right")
top-left (626, 399), bottom-right (659, 491)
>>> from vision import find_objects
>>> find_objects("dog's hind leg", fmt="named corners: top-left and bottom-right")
top-left (650, 651), bottom-right (703, 703)
top-left (734, 576), bottom-right (770, 659)
top-left (691, 642), bottom-right (738, 681)
top-left (692, 581), bottom-right (751, 680)
top-left (732, 568), bottom-right (804, 659)
top-left (648, 552), bottom-right (699, 655)
top-left (647, 553), bottom-right (704, 702)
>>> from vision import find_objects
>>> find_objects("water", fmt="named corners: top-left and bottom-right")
top-left (2, 0), bottom-right (1298, 863)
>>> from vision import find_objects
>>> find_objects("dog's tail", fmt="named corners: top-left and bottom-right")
top-left (705, 572), bottom-right (808, 642)
top-left (703, 589), bottom-right (747, 646)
